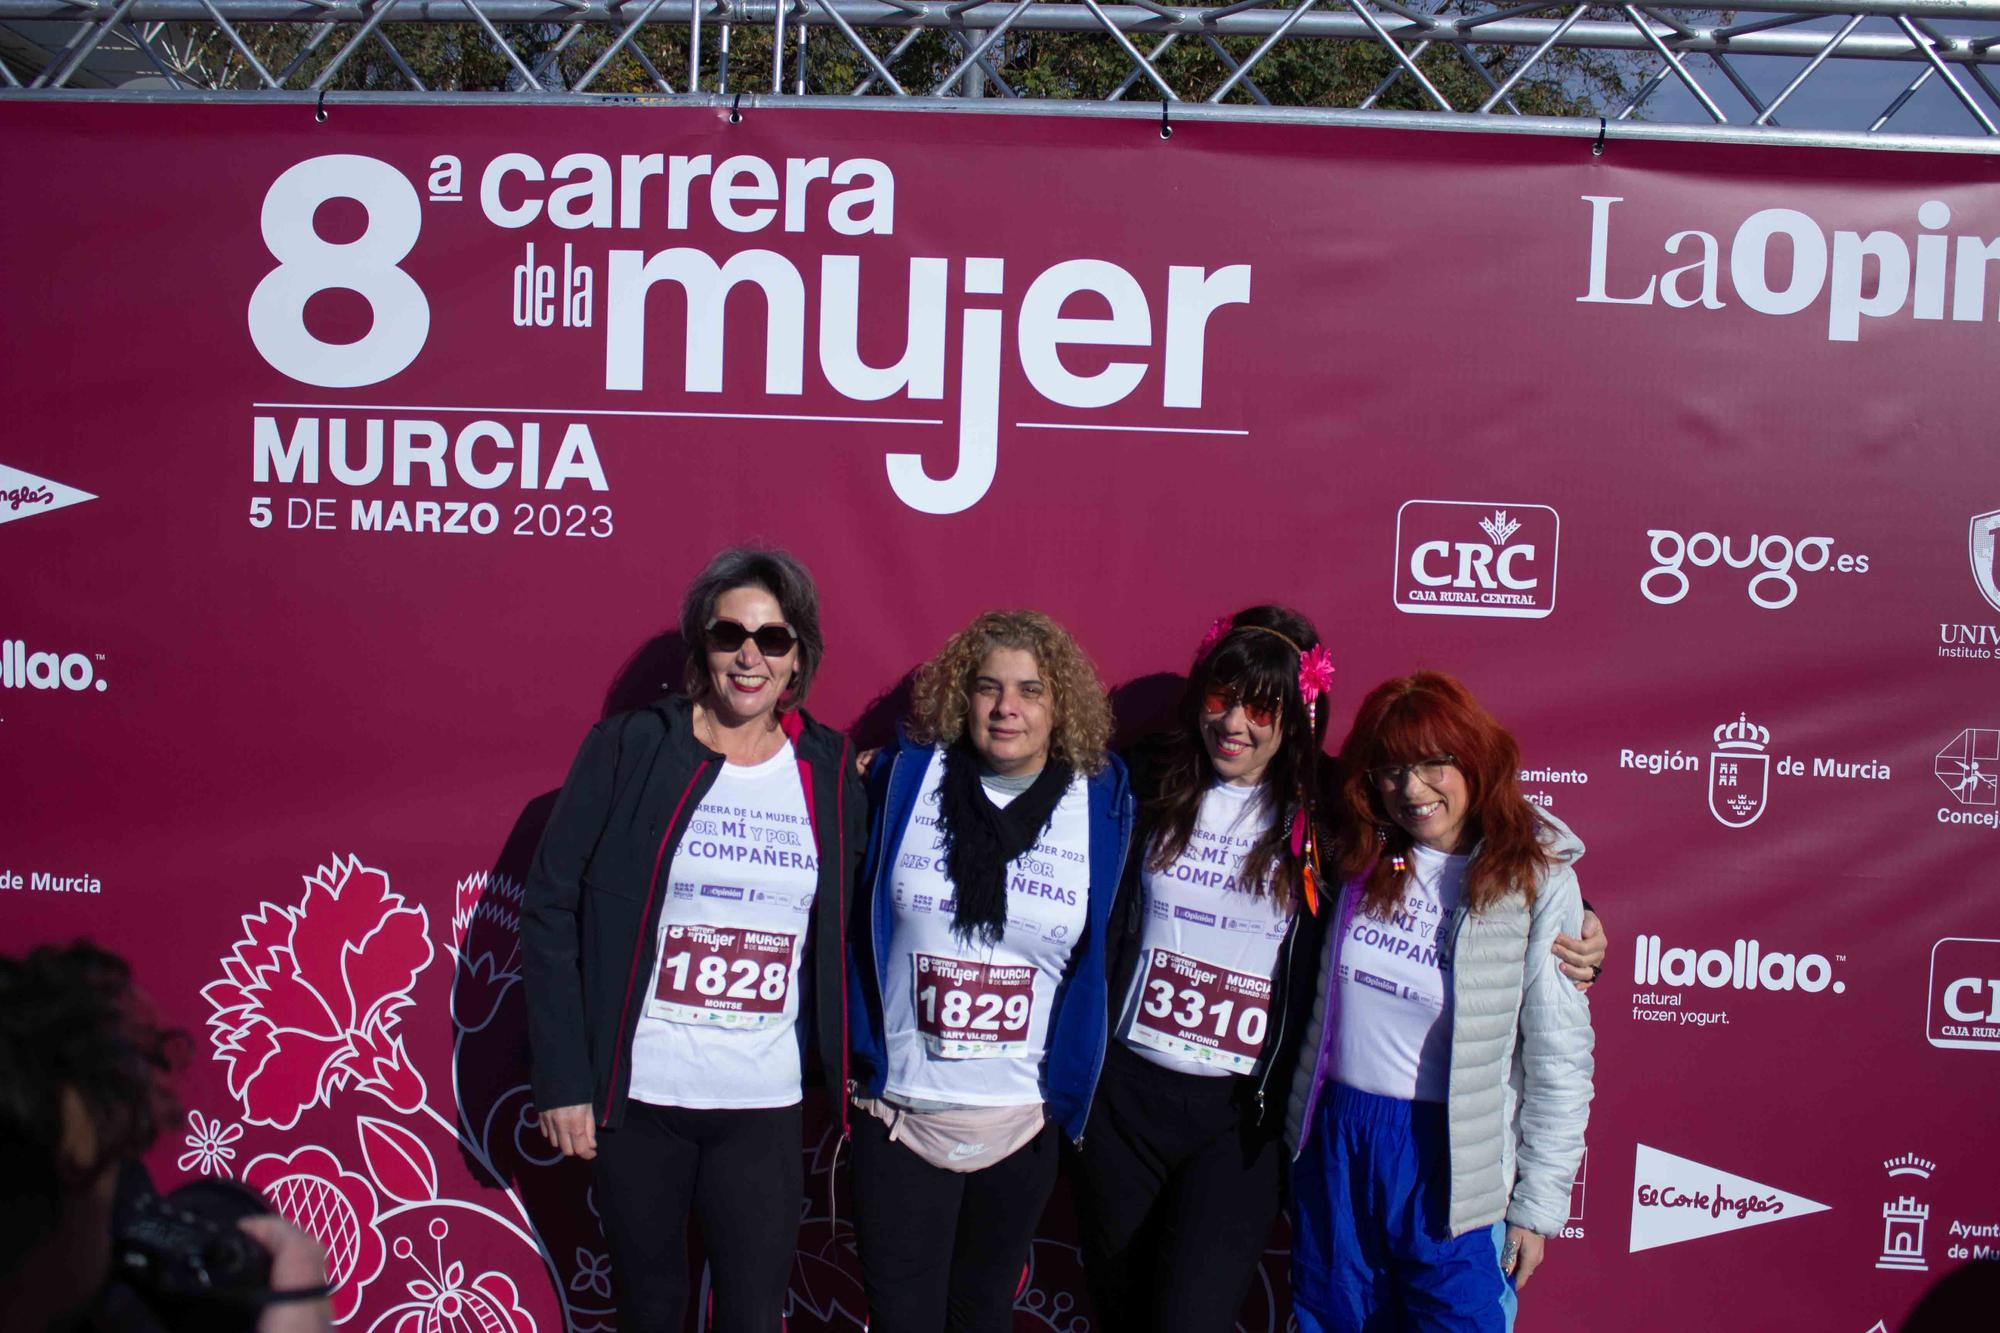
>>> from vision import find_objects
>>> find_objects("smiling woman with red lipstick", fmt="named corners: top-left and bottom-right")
top-left (1074, 613), bottom-right (1606, 1333)
top-left (1072, 605), bottom-right (1333, 1333)
top-left (522, 547), bottom-right (864, 1333)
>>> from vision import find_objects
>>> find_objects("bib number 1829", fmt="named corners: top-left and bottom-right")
top-left (913, 953), bottom-right (1035, 1058)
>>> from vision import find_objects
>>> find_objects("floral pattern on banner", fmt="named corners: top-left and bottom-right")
top-left (203, 855), bottom-right (431, 1129)
top-left (178, 1108), bottom-right (244, 1177)
top-left (373, 1219), bottom-right (536, 1333)
top-left (242, 1144), bottom-right (387, 1325)
top-left (449, 871), bottom-right (523, 1036)
top-left (191, 855), bottom-right (1295, 1331)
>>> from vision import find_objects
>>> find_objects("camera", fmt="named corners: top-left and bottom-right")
top-left (111, 1163), bottom-right (275, 1332)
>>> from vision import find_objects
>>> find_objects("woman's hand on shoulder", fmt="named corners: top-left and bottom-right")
top-left (538, 1103), bottom-right (598, 1160)
top-left (1553, 908), bottom-right (1607, 991)
top-left (856, 746), bottom-right (882, 778)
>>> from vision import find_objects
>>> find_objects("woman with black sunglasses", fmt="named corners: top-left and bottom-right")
top-left (1072, 608), bottom-right (1606, 1333)
top-left (522, 546), bottom-right (864, 1333)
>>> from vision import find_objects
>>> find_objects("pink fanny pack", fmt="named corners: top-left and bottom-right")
top-left (853, 1097), bottom-right (1044, 1172)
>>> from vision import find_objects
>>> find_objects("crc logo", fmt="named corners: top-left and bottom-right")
top-left (1392, 501), bottom-right (1559, 620)
top-left (1709, 713), bottom-right (1769, 828)
top-left (1641, 529), bottom-right (1868, 610)
top-left (0, 463), bottom-right (95, 528)
top-left (1971, 509), bottom-right (2000, 613)
top-left (1927, 937), bottom-right (2000, 1051)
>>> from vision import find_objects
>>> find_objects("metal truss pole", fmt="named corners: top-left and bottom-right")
top-left (2, 0), bottom-right (1999, 141)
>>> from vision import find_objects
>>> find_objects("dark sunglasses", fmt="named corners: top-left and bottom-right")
top-left (707, 618), bottom-right (798, 657)
top-left (1201, 684), bottom-right (1279, 729)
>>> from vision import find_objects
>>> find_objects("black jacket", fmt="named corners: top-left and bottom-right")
top-left (522, 697), bottom-right (864, 1131)
top-left (1104, 739), bottom-right (1331, 1130)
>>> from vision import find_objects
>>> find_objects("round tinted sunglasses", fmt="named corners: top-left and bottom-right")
top-left (1201, 684), bottom-right (1280, 728)
top-left (707, 618), bottom-right (798, 657)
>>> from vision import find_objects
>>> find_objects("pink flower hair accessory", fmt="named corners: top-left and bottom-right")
top-left (1298, 644), bottom-right (1336, 708)
top-left (1191, 614), bottom-right (1233, 667)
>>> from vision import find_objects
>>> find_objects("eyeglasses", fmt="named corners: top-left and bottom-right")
top-left (1367, 756), bottom-right (1457, 788)
top-left (1201, 684), bottom-right (1279, 729)
top-left (707, 618), bottom-right (798, 657)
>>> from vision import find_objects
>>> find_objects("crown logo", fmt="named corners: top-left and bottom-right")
top-left (1713, 712), bottom-right (1771, 752)
top-left (1884, 1153), bottom-right (1936, 1179)
top-left (1479, 509), bottom-right (1521, 546)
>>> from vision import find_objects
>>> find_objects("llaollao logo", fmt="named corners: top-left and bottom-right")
top-left (0, 640), bottom-right (107, 693)
top-left (1633, 933), bottom-right (1845, 994)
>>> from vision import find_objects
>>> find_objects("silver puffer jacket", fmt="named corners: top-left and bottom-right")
top-left (1285, 811), bottom-right (1595, 1238)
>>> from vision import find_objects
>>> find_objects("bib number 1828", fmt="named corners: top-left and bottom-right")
top-left (649, 924), bottom-right (796, 1029)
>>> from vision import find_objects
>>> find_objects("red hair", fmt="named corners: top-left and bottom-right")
top-left (1334, 671), bottom-right (1550, 918)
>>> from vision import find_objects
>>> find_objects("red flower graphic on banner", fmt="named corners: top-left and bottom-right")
top-left (449, 871), bottom-right (523, 1035)
top-left (243, 1145), bottom-right (385, 1325)
top-left (203, 854), bottom-right (434, 1129)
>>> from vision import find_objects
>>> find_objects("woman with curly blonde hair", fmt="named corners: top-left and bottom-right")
top-left (848, 610), bottom-right (1134, 1333)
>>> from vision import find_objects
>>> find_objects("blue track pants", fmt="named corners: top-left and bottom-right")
top-left (1291, 1083), bottom-right (1517, 1333)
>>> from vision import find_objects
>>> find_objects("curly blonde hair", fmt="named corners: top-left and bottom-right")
top-left (907, 610), bottom-right (1112, 776)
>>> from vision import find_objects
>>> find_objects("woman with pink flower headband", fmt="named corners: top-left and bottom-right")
top-left (1071, 608), bottom-right (1605, 1333)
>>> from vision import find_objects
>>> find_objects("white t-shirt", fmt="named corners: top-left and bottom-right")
top-left (626, 743), bottom-right (820, 1110)
top-left (1116, 781), bottom-right (1290, 1077)
top-left (1335, 843), bottom-right (1468, 1103)
top-left (881, 750), bottom-right (1091, 1107)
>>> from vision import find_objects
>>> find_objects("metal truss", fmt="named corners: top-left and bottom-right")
top-left (3, 0), bottom-right (2000, 140)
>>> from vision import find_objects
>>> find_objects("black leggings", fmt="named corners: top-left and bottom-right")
top-left (590, 1101), bottom-right (802, 1333)
top-left (1071, 1042), bottom-right (1286, 1333)
top-left (850, 1111), bottom-right (1060, 1333)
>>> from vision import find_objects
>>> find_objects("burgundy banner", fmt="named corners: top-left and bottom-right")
top-left (4, 100), bottom-right (1996, 1332)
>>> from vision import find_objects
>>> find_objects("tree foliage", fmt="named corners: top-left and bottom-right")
top-left (169, 4), bottom-right (1638, 117)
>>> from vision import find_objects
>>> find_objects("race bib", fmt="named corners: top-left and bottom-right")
top-left (1128, 947), bottom-right (1273, 1075)
top-left (648, 923), bottom-right (797, 1030)
top-left (912, 953), bottom-right (1036, 1058)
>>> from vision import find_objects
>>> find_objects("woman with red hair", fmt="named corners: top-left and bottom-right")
top-left (1286, 672), bottom-right (1593, 1332)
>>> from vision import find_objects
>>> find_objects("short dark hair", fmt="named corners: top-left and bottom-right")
top-left (0, 942), bottom-right (184, 1271)
top-left (678, 546), bottom-right (826, 711)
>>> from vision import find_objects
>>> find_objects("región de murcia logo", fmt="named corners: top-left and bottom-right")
top-left (1618, 711), bottom-right (1890, 829)
top-left (1709, 713), bottom-right (1770, 828)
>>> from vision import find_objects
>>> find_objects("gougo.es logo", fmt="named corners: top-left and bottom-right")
top-left (1641, 528), bottom-right (1870, 610)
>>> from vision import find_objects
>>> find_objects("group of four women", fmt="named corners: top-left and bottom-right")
top-left (523, 547), bottom-right (1603, 1333)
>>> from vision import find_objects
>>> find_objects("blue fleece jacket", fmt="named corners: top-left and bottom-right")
top-left (847, 735), bottom-right (1135, 1144)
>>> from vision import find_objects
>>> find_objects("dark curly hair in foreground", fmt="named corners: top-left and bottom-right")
top-left (0, 941), bottom-right (186, 1271)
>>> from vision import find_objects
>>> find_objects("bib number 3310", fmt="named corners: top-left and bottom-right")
top-left (1129, 947), bottom-right (1271, 1074)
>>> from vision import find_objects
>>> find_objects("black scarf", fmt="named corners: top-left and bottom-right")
top-left (937, 739), bottom-right (1074, 947)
